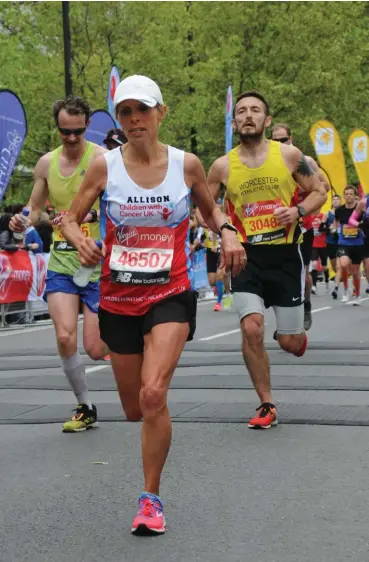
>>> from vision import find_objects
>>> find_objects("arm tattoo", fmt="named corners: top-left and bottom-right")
top-left (297, 155), bottom-right (314, 177)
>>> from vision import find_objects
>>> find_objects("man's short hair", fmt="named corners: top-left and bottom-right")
top-left (52, 95), bottom-right (91, 125)
top-left (271, 123), bottom-right (291, 137)
top-left (233, 90), bottom-right (270, 117)
top-left (344, 185), bottom-right (357, 194)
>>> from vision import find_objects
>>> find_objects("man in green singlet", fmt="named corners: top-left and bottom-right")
top-left (10, 96), bottom-right (107, 432)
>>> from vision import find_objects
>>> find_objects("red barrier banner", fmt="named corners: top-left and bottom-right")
top-left (0, 250), bottom-right (42, 304)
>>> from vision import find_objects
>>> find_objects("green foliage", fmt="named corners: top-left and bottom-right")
top-left (1, 0), bottom-right (369, 198)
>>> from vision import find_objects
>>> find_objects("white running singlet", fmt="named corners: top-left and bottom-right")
top-left (100, 145), bottom-right (193, 315)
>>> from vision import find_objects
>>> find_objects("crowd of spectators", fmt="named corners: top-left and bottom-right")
top-left (0, 203), bottom-right (53, 254)
top-left (0, 203), bottom-right (54, 324)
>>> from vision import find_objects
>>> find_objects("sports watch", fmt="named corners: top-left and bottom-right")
top-left (219, 222), bottom-right (238, 236)
top-left (296, 205), bottom-right (307, 219)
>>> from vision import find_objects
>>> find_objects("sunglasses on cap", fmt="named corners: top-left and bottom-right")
top-left (272, 137), bottom-right (289, 144)
top-left (58, 127), bottom-right (86, 136)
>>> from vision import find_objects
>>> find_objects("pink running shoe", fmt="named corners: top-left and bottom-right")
top-left (131, 493), bottom-right (166, 535)
top-left (213, 302), bottom-right (222, 312)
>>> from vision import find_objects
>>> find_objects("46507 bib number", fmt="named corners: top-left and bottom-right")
top-left (109, 226), bottom-right (174, 285)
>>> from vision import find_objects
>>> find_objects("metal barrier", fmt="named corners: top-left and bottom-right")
top-left (0, 301), bottom-right (33, 327)
top-left (0, 300), bottom-right (49, 327)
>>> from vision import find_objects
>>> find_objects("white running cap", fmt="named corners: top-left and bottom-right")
top-left (114, 75), bottom-right (164, 110)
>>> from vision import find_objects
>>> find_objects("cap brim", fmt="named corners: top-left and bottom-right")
top-left (114, 94), bottom-right (157, 109)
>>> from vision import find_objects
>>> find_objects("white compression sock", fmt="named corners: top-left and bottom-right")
top-left (61, 352), bottom-right (92, 409)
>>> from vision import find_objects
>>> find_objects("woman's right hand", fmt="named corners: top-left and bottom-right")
top-left (77, 237), bottom-right (105, 266)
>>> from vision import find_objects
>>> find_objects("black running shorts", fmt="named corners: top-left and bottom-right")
top-left (311, 247), bottom-right (328, 267)
top-left (231, 244), bottom-right (304, 308)
top-left (98, 290), bottom-right (197, 354)
top-left (206, 248), bottom-right (219, 274)
top-left (327, 243), bottom-right (338, 261)
top-left (337, 245), bottom-right (365, 265)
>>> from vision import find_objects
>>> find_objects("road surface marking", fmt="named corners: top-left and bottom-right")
top-left (346, 297), bottom-right (369, 305)
top-left (195, 305), bottom-right (334, 341)
top-left (197, 329), bottom-right (241, 341)
top-left (86, 365), bottom-right (109, 373)
top-left (311, 306), bottom-right (332, 313)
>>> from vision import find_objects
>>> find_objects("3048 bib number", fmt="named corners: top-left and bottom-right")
top-left (247, 217), bottom-right (279, 232)
top-left (245, 216), bottom-right (286, 244)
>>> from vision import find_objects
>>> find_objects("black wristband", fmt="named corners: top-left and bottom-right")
top-left (218, 222), bottom-right (238, 237)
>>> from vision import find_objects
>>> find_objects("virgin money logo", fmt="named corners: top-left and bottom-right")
top-left (0, 253), bottom-right (13, 301)
top-left (115, 226), bottom-right (139, 247)
top-left (244, 203), bottom-right (259, 217)
top-left (244, 199), bottom-right (282, 217)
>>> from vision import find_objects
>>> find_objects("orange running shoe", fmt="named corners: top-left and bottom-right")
top-left (248, 402), bottom-right (278, 429)
top-left (104, 354), bottom-right (110, 361)
top-left (131, 493), bottom-right (166, 536)
top-left (213, 302), bottom-right (222, 312)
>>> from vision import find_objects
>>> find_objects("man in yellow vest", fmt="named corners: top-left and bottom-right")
top-left (207, 91), bottom-right (327, 429)
top-left (10, 96), bottom-right (107, 432)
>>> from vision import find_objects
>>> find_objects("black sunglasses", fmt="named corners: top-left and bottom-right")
top-left (58, 127), bottom-right (86, 136)
top-left (272, 137), bottom-right (289, 144)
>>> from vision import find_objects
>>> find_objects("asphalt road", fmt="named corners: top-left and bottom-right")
top-left (0, 284), bottom-right (368, 562)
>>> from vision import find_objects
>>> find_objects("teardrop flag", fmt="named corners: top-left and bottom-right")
top-left (347, 129), bottom-right (369, 195)
top-left (309, 120), bottom-right (347, 198)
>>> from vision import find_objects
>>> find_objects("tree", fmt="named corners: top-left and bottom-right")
top-left (1, 0), bottom-right (369, 199)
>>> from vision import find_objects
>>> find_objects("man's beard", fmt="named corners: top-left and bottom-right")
top-left (238, 130), bottom-right (264, 143)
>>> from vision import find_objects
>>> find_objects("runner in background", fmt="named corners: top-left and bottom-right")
top-left (205, 92), bottom-right (326, 430)
top-left (220, 197), bottom-right (234, 310)
top-left (311, 211), bottom-right (329, 294)
top-left (203, 227), bottom-right (220, 299)
top-left (189, 213), bottom-right (201, 254)
top-left (200, 199), bottom-right (233, 311)
top-left (348, 192), bottom-right (369, 294)
top-left (325, 194), bottom-right (342, 299)
top-left (10, 96), bottom-right (107, 432)
top-left (335, 185), bottom-right (364, 304)
top-left (211, 199), bottom-right (232, 311)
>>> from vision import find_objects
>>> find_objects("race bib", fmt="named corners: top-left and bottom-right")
top-left (342, 225), bottom-right (358, 239)
top-left (109, 226), bottom-right (174, 285)
top-left (53, 223), bottom-right (90, 252)
top-left (242, 199), bottom-right (286, 244)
